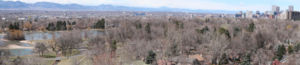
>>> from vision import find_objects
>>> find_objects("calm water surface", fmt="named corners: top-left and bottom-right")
top-left (0, 30), bottom-right (103, 56)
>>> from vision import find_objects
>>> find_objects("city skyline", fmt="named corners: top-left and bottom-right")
top-left (3, 0), bottom-right (300, 11)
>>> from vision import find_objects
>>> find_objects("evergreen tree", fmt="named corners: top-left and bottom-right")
top-left (248, 22), bottom-right (255, 32)
top-left (288, 45), bottom-right (294, 54)
top-left (46, 23), bottom-right (56, 31)
top-left (275, 45), bottom-right (286, 60)
top-left (9, 22), bottom-right (20, 30)
top-left (94, 19), bottom-right (105, 29)
top-left (145, 23), bottom-right (151, 34)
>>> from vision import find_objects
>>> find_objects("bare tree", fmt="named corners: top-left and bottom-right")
top-left (0, 50), bottom-right (10, 65)
top-left (55, 30), bottom-right (82, 56)
top-left (35, 42), bottom-right (47, 56)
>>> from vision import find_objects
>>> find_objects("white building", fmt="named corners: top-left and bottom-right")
top-left (18, 18), bottom-right (26, 21)
top-left (246, 11), bottom-right (253, 18)
top-left (1, 17), bottom-right (5, 20)
top-left (278, 11), bottom-right (288, 20)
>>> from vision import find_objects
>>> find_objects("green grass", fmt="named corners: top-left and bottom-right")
top-left (70, 49), bottom-right (81, 56)
top-left (40, 54), bottom-right (56, 58)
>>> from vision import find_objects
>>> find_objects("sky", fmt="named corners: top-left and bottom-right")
top-left (3, 0), bottom-right (300, 11)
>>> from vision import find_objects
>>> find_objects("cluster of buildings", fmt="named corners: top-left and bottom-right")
top-left (235, 5), bottom-right (300, 20)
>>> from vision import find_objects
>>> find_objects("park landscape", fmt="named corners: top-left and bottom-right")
top-left (1, 0), bottom-right (300, 65)
top-left (1, 14), bottom-right (300, 65)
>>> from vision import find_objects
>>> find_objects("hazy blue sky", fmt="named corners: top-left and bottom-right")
top-left (4, 0), bottom-right (300, 11)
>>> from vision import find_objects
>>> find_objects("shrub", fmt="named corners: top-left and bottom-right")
top-left (288, 45), bottom-right (294, 54)
top-left (111, 40), bottom-right (117, 52)
top-left (196, 26), bottom-right (209, 34)
top-left (145, 50), bottom-right (156, 64)
top-left (294, 43), bottom-right (300, 52)
top-left (219, 27), bottom-right (231, 39)
top-left (233, 27), bottom-right (240, 37)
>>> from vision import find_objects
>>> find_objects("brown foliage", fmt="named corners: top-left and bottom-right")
top-left (6, 30), bottom-right (25, 40)
top-left (23, 22), bottom-right (32, 31)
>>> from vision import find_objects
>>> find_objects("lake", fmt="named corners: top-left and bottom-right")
top-left (0, 30), bottom-right (104, 56)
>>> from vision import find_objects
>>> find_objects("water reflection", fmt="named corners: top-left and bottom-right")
top-left (25, 30), bottom-right (103, 40)
top-left (9, 49), bottom-right (33, 56)
top-left (0, 30), bottom-right (103, 56)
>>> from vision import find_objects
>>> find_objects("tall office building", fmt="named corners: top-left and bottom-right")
top-left (254, 11), bottom-right (260, 18)
top-left (256, 11), bottom-right (260, 15)
top-left (235, 11), bottom-right (243, 18)
top-left (289, 5), bottom-right (294, 11)
top-left (272, 5), bottom-right (280, 14)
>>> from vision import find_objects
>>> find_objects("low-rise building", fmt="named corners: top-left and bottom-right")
top-left (279, 11), bottom-right (300, 20)
top-left (1, 17), bottom-right (5, 20)
top-left (235, 11), bottom-right (243, 18)
top-left (18, 18), bottom-right (26, 21)
top-left (287, 11), bottom-right (300, 20)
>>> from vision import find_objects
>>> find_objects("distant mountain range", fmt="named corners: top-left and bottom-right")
top-left (0, 0), bottom-right (236, 14)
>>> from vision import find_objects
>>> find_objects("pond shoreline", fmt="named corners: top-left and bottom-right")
top-left (0, 40), bottom-right (35, 49)
top-left (0, 29), bottom-right (104, 56)
top-left (24, 29), bottom-right (104, 33)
